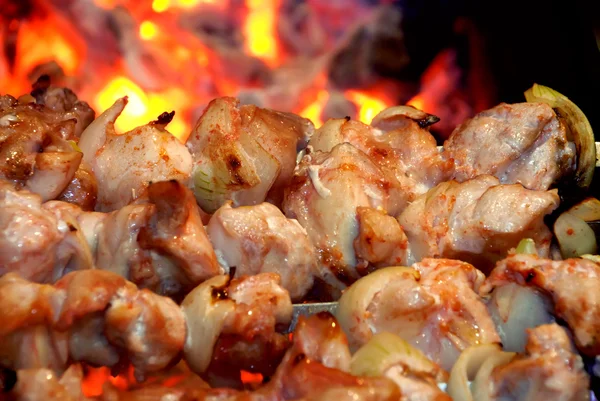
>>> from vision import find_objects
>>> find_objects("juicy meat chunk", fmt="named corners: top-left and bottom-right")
top-left (207, 201), bottom-right (318, 301)
top-left (283, 143), bottom-right (403, 295)
top-left (9, 364), bottom-right (88, 401)
top-left (444, 102), bottom-right (576, 190)
top-left (482, 253), bottom-right (600, 356)
top-left (56, 160), bottom-right (98, 211)
top-left (398, 175), bottom-right (560, 273)
top-left (310, 110), bottom-right (452, 214)
top-left (78, 98), bottom-right (193, 211)
top-left (182, 273), bottom-right (293, 386)
top-left (490, 324), bottom-right (590, 401)
top-left (0, 270), bottom-right (186, 379)
top-left (354, 206), bottom-right (411, 270)
top-left (0, 182), bottom-right (92, 282)
top-left (339, 260), bottom-right (500, 371)
top-left (0, 96), bottom-right (89, 203)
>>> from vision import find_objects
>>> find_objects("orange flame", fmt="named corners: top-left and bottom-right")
top-left (345, 90), bottom-right (390, 124)
top-left (244, 0), bottom-right (282, 66)
top-left (94, 76), bottom-right (190, 141)
top-left (298, 90), bottom-right (329, 127)
top-left (240, 370), bottom-right (264, 385)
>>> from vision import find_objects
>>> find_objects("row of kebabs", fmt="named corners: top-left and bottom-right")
top-left (2, 252), bottom-right (598, 400)
top-left (0, 78), bottom-right (599, 400)
top-left (1, 79), bottom-right (595, 303)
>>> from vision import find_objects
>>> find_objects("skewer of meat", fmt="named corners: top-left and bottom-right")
top-left (0, 269), bottom-right (292, 385)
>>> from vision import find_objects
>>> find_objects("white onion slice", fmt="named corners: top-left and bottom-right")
top-left (447, 344), bottom-right (515, 401)
top-left (181, 275), bottom-right (235, 374)
top-left (554, 211), bottom-right (598, 258)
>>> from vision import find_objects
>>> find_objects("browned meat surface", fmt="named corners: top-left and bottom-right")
top-left (56, 161), bottom-right (98, 211)
top-left (482, 253), bottom-right (600, 356)
top-left (0, 270), bottom-right (186, 379)
top-left (398, 175), bottom-right (560, 273)
top-left (283, 143), bottom-right (405, 297)
top-left (0, 94), bottom-right (92, 203)
top-left (207, 201), bottom-right (319, 301)
top-left (443, 102), bottom-right (575, 191)
top-left (489, 324), bottom-right (589, 401)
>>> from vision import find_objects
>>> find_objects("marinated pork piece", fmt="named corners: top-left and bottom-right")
top-left (337, 260), bottom-right (500, 371)
top-left (283, 143), bottom-right (405, 296)
top-left (207, 201), bottom-right (318, 301)
top-left (309, 106), bottom-right (453, 215)
top-left (0, 181), bottom-right (93, 282)
top-left (398, 175), bottom-right (560, 273)
top-left (489, 324), bottom-right (590, 401)
top-left (0, 270), bottom-right (186, 380)
top-left (56, 160), bottom-right (98, 211)
top-left (482, 253), bottom-right (600, 356)
top-left (182, 273), bottom-right (293, 387)
top-left (444, 102), bottom-right (576, 191)
top-left (0, 95), bottom-right (91, 203)
top-left (78, 98), bottom-right (193, 211)
top-left (0, 180), bottom-right (220, 299)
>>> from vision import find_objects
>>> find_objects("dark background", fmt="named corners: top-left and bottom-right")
top-left (391, 0), bottom-right (600, 139)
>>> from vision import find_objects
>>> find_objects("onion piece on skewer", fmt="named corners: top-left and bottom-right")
top-left (554, 197), bottom-right (600, 258)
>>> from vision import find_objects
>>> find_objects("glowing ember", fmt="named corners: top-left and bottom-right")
top-left (240, 370), bottom-right (264, 385)
top-left (345, 90), bottom-right (391, 124)
top-left (94, 76), bottom-right (190, 141)
top-left (244, 0), bottom-right (282, 66)
top-left (298, 90), bottom-right (329, 127)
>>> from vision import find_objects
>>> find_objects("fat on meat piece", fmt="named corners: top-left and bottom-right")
top-left (482, 253), bottom-right (600, 357)
top-left (489, 323), bottom-right (590, 401)
top-left (78, 98), bottom-right (193, 211)
top-left (283, 142), bottom-right (408, 297)
top-left (398, 175), bottom-right (560, 273)
top-left (0, 94), bottom-right (96, 206)
top-left (207, 201), bottom-right (319, 301)
top-left (0, 180), bottom-right (221, 300)
top-left (309, 110), bottom-right (452, 215)
top-left (443, 102), bottom-right (576, 191)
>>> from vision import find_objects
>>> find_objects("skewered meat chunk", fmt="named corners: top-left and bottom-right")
top-left (0, 180), bottom-right (220, 299)
top-left (182, 273), bottom-right (292, 387)
top-left (0, 270), bottom-right (186, 380)
top-left (206, 201), bottom-right (318, 301)
top-left (0, 95), bottom-right (92, 203)
top-left (0, 181), bottom-right (93, 282)
top-left (489, 324), bottom-right (589, 401)
top-left (482, 253), bottom-right (600, 356)
top-left (310, 106), bottom-right (453, 215)
top-left (398, 175), bottom-right (560, 273)
top-left (283, 143), bottom-right (405, 297)
top-left (443, 102), bottom-right (576, 191)
top-left (56, 161), bottom-right (98, 211)
top-left (187, 97), bottom-right (313, 213)
top-left (337, 260), bottom-right (500, 371)
top-left (78, 98), bottom-right (193, 211)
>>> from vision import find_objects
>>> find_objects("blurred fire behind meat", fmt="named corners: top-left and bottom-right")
top-left (0, 0), bottom-right (495, 142)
